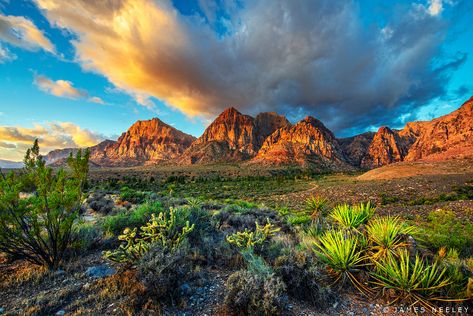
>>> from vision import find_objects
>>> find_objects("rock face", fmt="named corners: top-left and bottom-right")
top-left (94, 118), bottom-right (195, 166)
top-left (42, 96), bottom-right (473, 169)
top-left (339, 132), bottom-right (375, 167)
top-left (253, 116), bottom-right (350, 170)
top-left (403, 97), bottom-right (473, 162)
top-left (179, 108), bottom-right (289, 164)
top-left (43, 148), bottom-right (79, 165)
top-left (360, 127), bottom-right (408, 168)
top-left (349, 97), bottom-right (473, 168)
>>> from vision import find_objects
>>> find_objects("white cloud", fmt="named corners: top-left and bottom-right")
top-left (0, 121), bottom-right (105, 160)
top-left (34, 74), bottom-right (105, 104)
top-left (0, 13), bottom-right (55, 53)
top-left (0, 42), bottom-right (15, 63)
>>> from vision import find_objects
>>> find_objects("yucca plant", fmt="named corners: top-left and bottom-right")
top-left (330, 202), bottom-right (375, 229)
top-left (372, 249), bottom-right (452, 308)
top-left (313, 230), bottom-right (368, 291)
top-left (305, 195), bottom-right (328, 219)
top-left (366, 216), bottom-right (415, 260)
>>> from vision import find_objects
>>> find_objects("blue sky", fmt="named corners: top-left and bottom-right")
top-left (0, 0), bottom-right (472, 161)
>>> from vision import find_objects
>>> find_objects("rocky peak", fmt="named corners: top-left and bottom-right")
top-left (360, 126), bottom-right (407, 168)
top-left (254, 115), bottom-right (348, 169)
top-left (179, 108), bottom-right (289, 164)
top-left (91, 117), bottom-right (195, 166)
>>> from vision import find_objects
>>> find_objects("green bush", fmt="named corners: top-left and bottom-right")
top-left (313, 229), bottom-right (366, 286)
top-left (226, 220), bottom-right (280, 251)
top-left (287, 214), bottom-right (312, 226)
top-left (330, 202), bottom-right (375, 229)
top-left (0, 140), bottom-right (89, 269)
top-left (366, 216), bottom-right (415, 260)
top-left (102, 201), bottom-right (163, 235)
top-left (71, 222), bottom-right (102, 252)
top-left (104, 207), bottom-right (194, 264)
top-left (119, 186), bottom-right (147, 204)
top-left (418, 209), bottom-right (473, 257)
top-left (371, 249), bottom-right (452, 307)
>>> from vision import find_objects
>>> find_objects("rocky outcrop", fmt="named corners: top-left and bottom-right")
top-left (403, 97), bottom-right (473, 162)
top-left (360, 127), bottom-right (408, 168)
top-left (95, 118), bottom-right (195, 166)
top-left (339, 132), bottom-right (375, 167)
top-left (253, 116), bottom-right (350, 170)
top-left (42, 96), bottom-right (473, 169)
top-left (179, 108), bottom-right (289, 164)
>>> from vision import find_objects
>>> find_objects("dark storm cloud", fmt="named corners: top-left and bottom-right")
top-left (35, 0), bottom-right (466, 135)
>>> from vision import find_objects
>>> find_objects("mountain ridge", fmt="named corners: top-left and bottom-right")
top-left (41, 96), bottom-right (473, 170)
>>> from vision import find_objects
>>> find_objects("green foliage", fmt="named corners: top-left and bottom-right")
top-left (226, 219), bottom-right (280, 250)
top-left (313, 230), bottom-right (366, 285)
top-left (305, 195), bottom-right (328, 217)
top-left (418, 209), bottom-right (473, 257)
top-left (371, 249), bottom-right (452, 307)
top-left (71, 222), bottom-right (102, 252)
top-left (119, 186), bottom-right (147, 203)
top-left (330, 202), bottom-right (375, 229)
top-left (0, 140), bottom-right (89, 269)
top-left (224, 269), bottom-right (287, 316)
top-left (366, 216), bottom-right (415, 260)
top-left (104, 207), bottom-right (194, 264)
top-left (287, 214), bottom-right (312, 226)
top-left (102, 201), bottom-right (162, 235)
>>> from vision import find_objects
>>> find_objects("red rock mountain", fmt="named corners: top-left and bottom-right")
top-left (253, 116), bottom-right (351, 170)
top-left (341, 97), bottom-right (473, 168)
top-left (359, 127), bottom-right (408, 168)
top-left (43, 97), bottom-right (473, 169)
top-left (178, 108), bottom-right (290, 164)
top-left (92, 118), bottom-right (195, 166)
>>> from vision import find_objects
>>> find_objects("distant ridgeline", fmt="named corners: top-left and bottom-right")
top-left (43, 96), bottom-right (473, 171)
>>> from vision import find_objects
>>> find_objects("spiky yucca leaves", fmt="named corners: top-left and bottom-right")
top-left (226, 219), bottom-right (280, 251)
top-left (366, 216), bottom-right (415, 260)
top-left (313, 230), bottom-right (368, 291)
top-left (330, 202), bottom-right (375, 229)
top-left (305, 195), bottom-right (328, 219)
top-left (372, 249), bottom-right (452, 308)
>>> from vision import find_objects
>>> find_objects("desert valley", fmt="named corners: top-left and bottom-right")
top-left (1, 0), bottom-right (473, 315)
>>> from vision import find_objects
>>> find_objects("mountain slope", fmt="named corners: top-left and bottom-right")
top-left (179, 108), bottom-right (289, 164)
top-left (253, 116), bottom-right (351, 170)
top-left (0, 159), bottom-right (23, 169)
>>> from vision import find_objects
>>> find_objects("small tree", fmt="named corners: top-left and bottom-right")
top-left (0, 140), bottom-right (89, 269)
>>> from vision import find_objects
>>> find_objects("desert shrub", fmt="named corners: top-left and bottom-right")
top-left (226, 219), bottom-right (280, 251)
top-left (71, 222), bottom-right (102, 252)
top-left (274, 249), bottom-right (334, 307)
top-left (330, 202), bottom-right (375, 229)
top-left (287, 214), bottom-right (312, 226)
top-left (224, 269), bottom-right (287, 315)
top-left (86, 191), bottom-right (115, 214)
top-left (137, 244), bottom-right (193, 302)
top-left (104, 207), bottom-right (194, 264)
top-left (119, 186), bottom-right (147, 204)
top-left (102, 201), bottom-right (163, 235)
top-left (305, 195), bottom-right (328, 217)
top-left (366, 216), bottom-right (415, 260)
top-left (419, 209), bottom-right (473, 257)
top-left (371, 249), bottom-right (452, 308)
top-left (0, 140), bottom-right (89, 269)
top-left (313, 229), bottom-right (366, 287)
